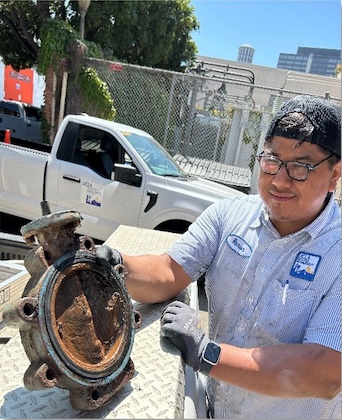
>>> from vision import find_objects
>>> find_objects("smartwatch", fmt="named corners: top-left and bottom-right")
top-left (200, 341), bottom-right (222, 376)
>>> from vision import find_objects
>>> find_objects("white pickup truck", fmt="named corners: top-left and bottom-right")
top-left (0, 114), bottom-right (245, 242)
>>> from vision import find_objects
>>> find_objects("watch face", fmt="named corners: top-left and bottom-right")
top-left (203, 342), bottom-right (221, 365)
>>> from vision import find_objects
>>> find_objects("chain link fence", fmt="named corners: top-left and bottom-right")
top-left (85, 57), bottom-right (341, 197)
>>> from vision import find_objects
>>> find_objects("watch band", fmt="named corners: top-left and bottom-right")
top-left (200, 341), bottom-right (221, 376)
top-left (200, 358), bottom-right (214, 376)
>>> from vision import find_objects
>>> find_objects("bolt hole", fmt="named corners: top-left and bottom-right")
top-left (23, 302), bottom-right (35, 316)
top-left (114, 263), bottom-right (127, 279)
top-left (44, 250), bottom-right (51, 260)
top-left (46, 368), bottom-right (55, 381)
top-left (134, 310), bottom-right (142, 328)
top-left (91, 390), bottom-right (100, 401)
top-left (83, 239), bottom-right (92, 250)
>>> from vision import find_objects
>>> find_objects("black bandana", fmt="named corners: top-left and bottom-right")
top-left (265, 95), bottom-right (341, 156)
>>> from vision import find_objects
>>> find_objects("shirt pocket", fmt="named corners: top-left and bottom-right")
top-left (247, 279), bottom-right (318, 346)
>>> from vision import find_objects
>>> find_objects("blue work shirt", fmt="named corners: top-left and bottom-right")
top-left (168, 194), bottom-right (341, 419)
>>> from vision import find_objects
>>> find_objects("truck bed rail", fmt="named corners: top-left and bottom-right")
top-left (174, 153), bottom-right (251, 193)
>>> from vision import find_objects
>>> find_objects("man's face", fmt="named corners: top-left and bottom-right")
top-left (258, 136), bottom-right (341, 237)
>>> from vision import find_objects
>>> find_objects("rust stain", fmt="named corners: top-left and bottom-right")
top-left (3, 207), bottom-right (140, 410)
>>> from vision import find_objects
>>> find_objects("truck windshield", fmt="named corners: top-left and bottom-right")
top-left (121, 131), bottom-right (188, 177)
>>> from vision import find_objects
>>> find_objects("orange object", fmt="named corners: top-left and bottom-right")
top-left (4, 65), bottom-right (34, 104)
top-left (4, 129), bottom-right (11, 144)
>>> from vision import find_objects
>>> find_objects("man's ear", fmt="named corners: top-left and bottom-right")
top-left (328, 160), bottom-right (341, 193)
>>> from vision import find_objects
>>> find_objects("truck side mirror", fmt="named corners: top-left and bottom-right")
top-left (114, 164), bottom-right (142, 187)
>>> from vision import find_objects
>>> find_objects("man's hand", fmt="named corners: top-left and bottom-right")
top-left (160, 300), bottom-right (209, 371)
top-left (95, 245), bottom-right (123, 267)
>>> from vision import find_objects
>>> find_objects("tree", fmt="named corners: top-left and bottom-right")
top-left (0, 1), bottom-right (199, 140)
top-left (75, 0), bottom-right (199, 72)
top-left (0, 0), bottom-right (199, 72)
top-left (0, 1), bottom-right (66, 71)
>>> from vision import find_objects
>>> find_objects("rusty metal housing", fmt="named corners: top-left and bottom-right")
top-left (3, 207), bottom-right (140, 410)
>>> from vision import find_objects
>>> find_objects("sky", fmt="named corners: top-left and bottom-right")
top-left (190, 0), bottom-right (341, 68)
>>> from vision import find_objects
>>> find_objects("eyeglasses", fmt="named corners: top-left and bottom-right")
top-left (256, 152), bottom-right (335, 181)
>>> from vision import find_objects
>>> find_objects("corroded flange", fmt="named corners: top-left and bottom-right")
top-left (3, 206), bottom-right (140, 410)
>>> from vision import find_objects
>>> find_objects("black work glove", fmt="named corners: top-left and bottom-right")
top-left (95, 245), bottom-right (123, 267)
top-left (160, 300), bottom-right (209, 372)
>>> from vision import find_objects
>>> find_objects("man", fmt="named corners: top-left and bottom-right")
top-left (98, 95), bottom-right (341, 418)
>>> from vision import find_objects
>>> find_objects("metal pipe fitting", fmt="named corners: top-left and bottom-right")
top-left (3, 206), bottom-right (140, 410)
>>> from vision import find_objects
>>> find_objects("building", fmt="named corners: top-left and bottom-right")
top-left (0, 58), bottom-right (44, 107)
top-left (277, 47), bottom-right (341, 77)
top-left (196, 55), bottom-right (341, 101)
top-left (237, 44), bottom-right (254, 64)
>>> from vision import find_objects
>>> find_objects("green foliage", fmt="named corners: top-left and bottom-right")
top-left (89, 59), bottom-right (169, 142)
top-left (74, 0), bottom-right (199, 71)
top-left (83, 39), bottom-right (103, 59)
top-left (0, 0), bottom-right (198, 123)
top-left (37, 18), bottom-right (114, 121)
top-left (38, 19), bottom-right (75, 74)
top-left (0, 0), bottom-right (40, 70)
top-left (39, 106), bottom-right (52, 144)
top-left (0, 0), bottom-right (199, 73)
top-left (77, 67), bottom-right (116, 120)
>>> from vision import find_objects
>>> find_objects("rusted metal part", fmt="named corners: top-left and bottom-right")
top-left (3, 207), bottom-right (141, 411)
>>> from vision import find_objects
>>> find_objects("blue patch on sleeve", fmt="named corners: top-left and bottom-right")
top-left (290, 252), bottom-right (321, 281)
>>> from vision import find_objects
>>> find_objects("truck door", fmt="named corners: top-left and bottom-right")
top-left (0, 101), bottom-right (26, 141)
top-left (52, 122), bottom-right (144, 242)
top-left (23, 104), bottom-right (42, 143)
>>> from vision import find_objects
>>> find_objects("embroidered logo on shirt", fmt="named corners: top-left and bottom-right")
top-left (226, 235), bottom-right (252, 257)
top-left (290, 252), bottom-right (321, 281)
